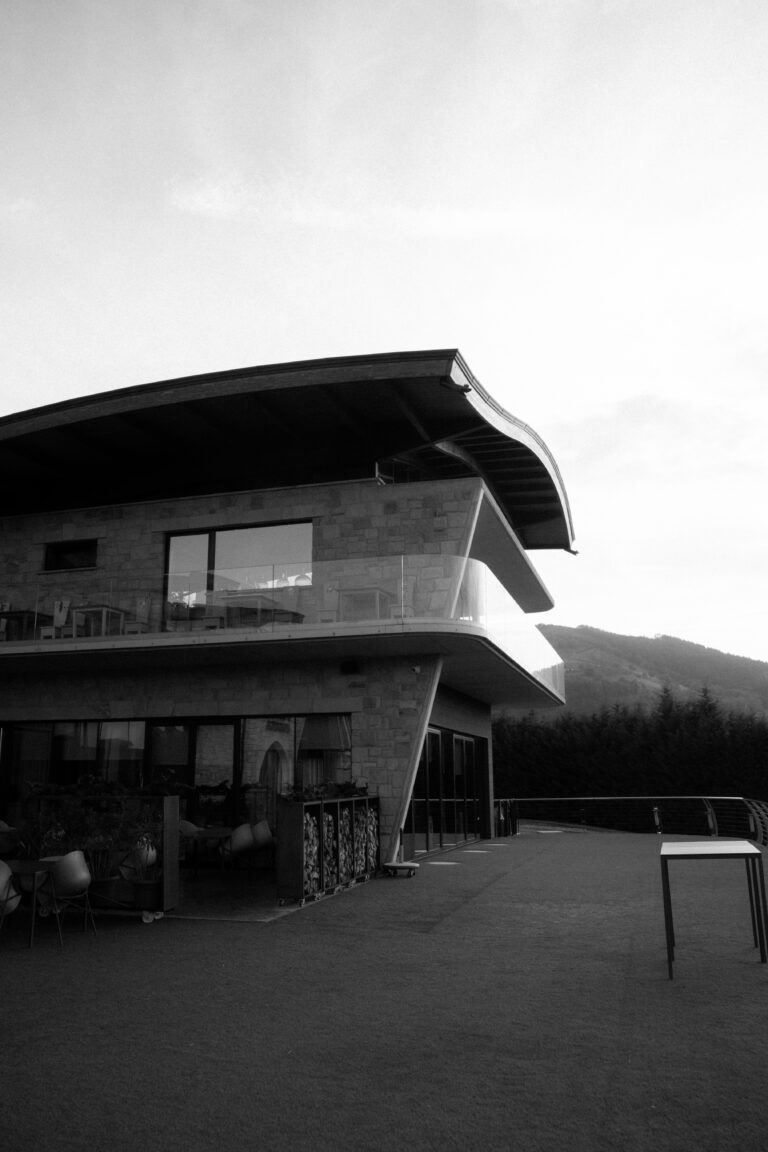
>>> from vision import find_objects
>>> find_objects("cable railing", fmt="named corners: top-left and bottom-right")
top-left (494, 796), bottom-right (768, 847)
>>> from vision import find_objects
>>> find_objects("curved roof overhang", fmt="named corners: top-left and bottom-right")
top-left (0, 349), bottom-right (574, 550)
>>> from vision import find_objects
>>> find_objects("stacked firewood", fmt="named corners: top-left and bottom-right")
top-left (354, 807), bottom-right (367, 875)
top-left (366, 806), bottom-right (379, 872)
top-left (323, 811), bottom-right (338, 888)
top-left (338, 807), bottom-right (353, 883)
top-left (303, 810), bottom-right (320, 895)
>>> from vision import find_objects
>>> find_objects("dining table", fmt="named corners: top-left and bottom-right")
top-left (71, 604), bottom-right (126, 637)
top-left (7, 859), bottom-right (53, 947)
top-left (0, 609), bottom-right (53, 641)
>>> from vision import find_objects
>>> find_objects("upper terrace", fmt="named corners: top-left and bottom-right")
top-left (0, 553), bottom-right (564, 706)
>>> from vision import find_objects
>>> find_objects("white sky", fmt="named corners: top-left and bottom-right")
top-left (2, 0), bottom-right (767, 661)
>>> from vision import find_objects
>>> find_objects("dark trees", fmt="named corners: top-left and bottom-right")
top-left (493, 688), bottom-right (768, 799)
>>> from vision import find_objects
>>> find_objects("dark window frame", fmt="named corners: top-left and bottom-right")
top-left (43, 538), bottom-right (98, 572)
top-left (163, 520), bottom-right (313, 604)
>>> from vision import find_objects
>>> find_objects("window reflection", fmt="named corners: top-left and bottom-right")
top-left (241, 717), bottom-right (296, 830)
top-left (148, 724), bottom-right (192, 789)
top-left (3, 712), bottom-right (353, 835)
top-left (165, 523), bottom-right (312, 626)
top-left (296, 714), bottom-right (352, 790)
top-left (99, 721), bottom-right (145, 788)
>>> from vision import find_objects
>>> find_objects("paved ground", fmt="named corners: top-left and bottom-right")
top-left (5, 827), bottom-right (768, 1152)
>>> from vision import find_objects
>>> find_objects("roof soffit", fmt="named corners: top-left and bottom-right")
top-left (0, 350), bottom-right (574, 550)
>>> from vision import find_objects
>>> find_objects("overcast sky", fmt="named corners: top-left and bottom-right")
top-left (2, 0), bottom-right (767, 661)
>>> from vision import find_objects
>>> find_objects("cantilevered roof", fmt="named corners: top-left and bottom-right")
top-left (0, 349), bottom-right (574, 549)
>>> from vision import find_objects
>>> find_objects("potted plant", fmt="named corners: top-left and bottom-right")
top-left (121, 808), bottom-right (164, 919)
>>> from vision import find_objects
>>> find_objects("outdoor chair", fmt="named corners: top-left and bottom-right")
top-left (44, 850), bottom-right (97, 945)
top-left (124, 596), bottom-right (152, 634)
top-left (0, 820), bottom-right (20, 858)
top-left (222, 820), bottom-right (274, 868)
top-left (0, 859), bottom-right (22, 938)
top-left (39, 598), bottom-right (74, 640)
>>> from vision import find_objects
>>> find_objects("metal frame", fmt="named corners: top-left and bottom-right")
top-left (660, 840), bottom-right (768, 979)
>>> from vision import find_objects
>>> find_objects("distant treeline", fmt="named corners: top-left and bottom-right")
top-left (493, 687), bottom-right (768, 799)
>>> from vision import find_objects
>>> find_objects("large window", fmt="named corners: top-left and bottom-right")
top-left (2, 712), bottom-right (350, 835)
top-left (1, 720), bottom-right (145, 795)
top-left (166, 523), bottom-right (312, 624)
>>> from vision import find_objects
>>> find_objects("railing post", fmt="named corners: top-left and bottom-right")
top-left (510, 800), bottom-right (518, 836)
top-left (703, 799), bottom-right (718, 838)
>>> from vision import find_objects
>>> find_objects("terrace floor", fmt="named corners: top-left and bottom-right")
top-left (5, 825), bottom-right (768, 1152)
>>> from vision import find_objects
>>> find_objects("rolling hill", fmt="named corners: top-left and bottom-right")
top-left (534, 625), bottom-right (768, 717)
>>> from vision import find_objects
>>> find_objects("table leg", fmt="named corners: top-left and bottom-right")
top-left (28, 872), bottom-right (41, 948)
top-left (661, 857), bottom-right (675, 979)
top-left (745, 859), bottom-right (759, 948)
top-left (753, 854), bottom-right (768, 963)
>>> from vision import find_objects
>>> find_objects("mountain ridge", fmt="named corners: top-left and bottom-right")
top-left (534, 624), bottom-right (768, 717)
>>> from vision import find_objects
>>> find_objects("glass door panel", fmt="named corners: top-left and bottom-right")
top-left (403, 729), bottom-right (485, 855)
top-left (409, 800), bottom-right (428, 855)
top-left (148, 724), bottom-right (193, 791)
top-left (194, 724), bottom-right (236, 825)
top-left (166, 534), bottom-right (209, 627)
top-left (241, 717), bottom-right (296, 833)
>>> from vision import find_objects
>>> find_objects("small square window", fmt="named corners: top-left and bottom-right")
top-left (43, 539), bottom-right (98, 571)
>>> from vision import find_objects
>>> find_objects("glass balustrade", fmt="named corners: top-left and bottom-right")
top-left (4, 556), bottom-right (563, 695)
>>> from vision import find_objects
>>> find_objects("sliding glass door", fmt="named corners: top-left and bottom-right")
top-left (402, 728), bottom-right (485, 857)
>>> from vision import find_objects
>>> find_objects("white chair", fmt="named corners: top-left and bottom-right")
top-left (222, 820), bottom-right (273, 866)
top-left (0, 821), bottom-right (20, 858)
top-left (45, 850), bottom-right (97, 944)
top-left (39, 598), bottom-right (73, 640)
top-left (124, 597), bottom-right (152, 634)
top-left (0, 860), bottom-right (21, 939)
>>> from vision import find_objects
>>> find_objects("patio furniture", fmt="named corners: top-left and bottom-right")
top-left (184, 825), bottom-right (232, 876)
top-left (0, 609), bottom-right (53, 641)
top-left (0, 859), bottom-right (22, 938)
top-left (0, 821), bottom-right (19, 858)
top-left (71, 604), bottom-right (125, 637)
top-left (6, 859), bottom-right (52, 946)
top-left (45, 850), bottom-right (97, 945)
top-left (39, 598), bottom-right (74, 640)
top-left (222, 821), bottom-right (273, 868)
top-left (660, 839), bottom-right (768, 978)
top-left (124, 596), bottom-right (152, 634)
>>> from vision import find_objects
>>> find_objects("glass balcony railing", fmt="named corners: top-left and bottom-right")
top-left (1, 556), bottom-right (563, 695)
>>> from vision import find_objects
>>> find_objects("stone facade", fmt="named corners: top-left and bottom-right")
top-left (0, 474), bottom-right (500, 859)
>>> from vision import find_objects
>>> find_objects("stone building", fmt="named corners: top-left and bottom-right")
top-left (0, 349), bottom-right (574, 878)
